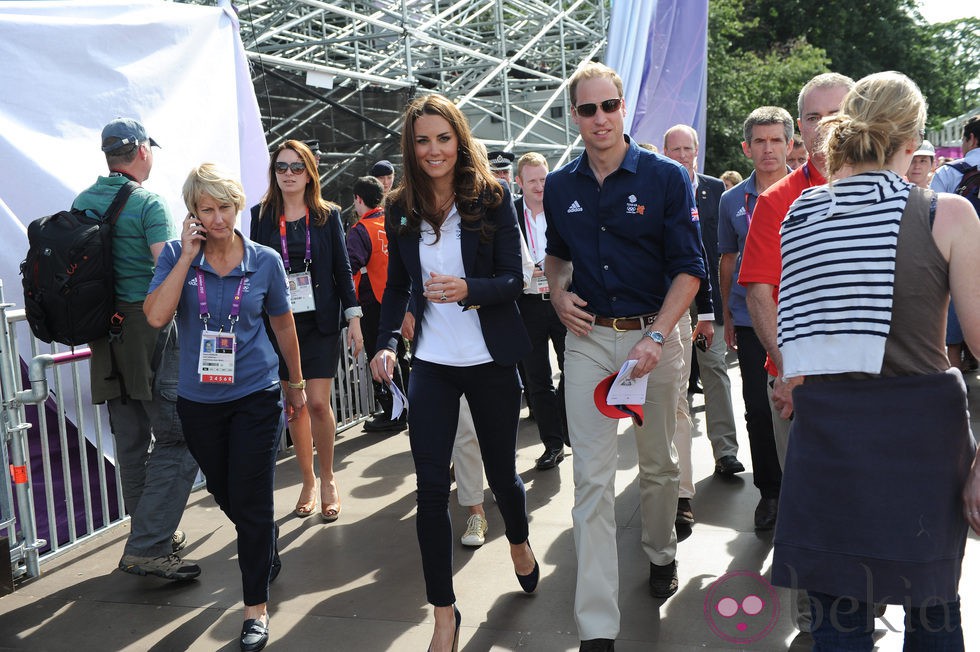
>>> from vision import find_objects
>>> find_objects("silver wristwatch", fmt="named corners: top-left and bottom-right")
top-left (643, 330), bottom-right (665, 345)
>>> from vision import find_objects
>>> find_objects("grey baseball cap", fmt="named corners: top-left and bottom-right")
top-left (101, 118), bottom-right (159, 152)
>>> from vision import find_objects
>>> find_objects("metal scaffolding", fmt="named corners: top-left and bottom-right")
top-left (197, 0), bottom-right (610, 200)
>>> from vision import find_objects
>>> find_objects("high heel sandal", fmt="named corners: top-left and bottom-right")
top-left (426, 606), bottom-right (461, 652)
top-left (293, 479), bottom-right (318, 518)
top-left (515, 541), bottom-right (540, 593)
top-left (321, 478), bottom-right (342, 523)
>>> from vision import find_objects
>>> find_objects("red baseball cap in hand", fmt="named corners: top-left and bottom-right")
top-left (593, 372), bottom-right (644, 427)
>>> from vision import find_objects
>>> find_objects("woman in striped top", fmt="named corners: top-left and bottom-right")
top-left (770, 71), bottom-right (980, 650)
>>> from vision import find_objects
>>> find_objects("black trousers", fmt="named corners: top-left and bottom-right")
top-left (408, 359), bottom-right (529, 606)
top-left (518, 294), bottom-right (568, 449)
top-left (177, 387), bottom-right (282, 606)
top-left (734, 326), bottom-right (782, 499)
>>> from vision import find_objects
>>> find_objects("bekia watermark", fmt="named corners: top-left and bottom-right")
top-left (704, 566), bottom-right (961, 644)
top-left (704, 571), bottom-right (780, 644)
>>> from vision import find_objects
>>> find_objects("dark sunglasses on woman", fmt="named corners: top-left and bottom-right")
top-left (275, 161), bottom-right (306, 174)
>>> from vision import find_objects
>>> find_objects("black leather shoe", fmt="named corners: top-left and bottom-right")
top-left (754, 497), bottom-right (779, 530)
top-left (240, 617), bottom-right (269, 652)
top-left (363, 415), bottom-right (407, 433)
top-left (535, 447), bottom-right (565, 470)
top-left (649, 560), bottom-right (678, 599)
top-left (580, 639), bottom-right (615, 651)
top-left (714, 455), bottom-right (745, 476)
top-left (675, 498), bottom-right (694, 526)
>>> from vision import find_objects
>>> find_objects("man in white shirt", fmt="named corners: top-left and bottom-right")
top-left (515, 153), bottom-right (568, 469)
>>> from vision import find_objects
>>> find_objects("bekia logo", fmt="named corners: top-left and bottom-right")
top-left (567, 200), bottom-right (583, 213)
top-left (626, 194), bottom-right (645, 215)
top-left (704, 571), bottom-right (780, 645)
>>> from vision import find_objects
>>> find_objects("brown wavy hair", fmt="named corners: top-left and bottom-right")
top-left (390, 94), bottom-right (502, 242)
top-left (258, 139), bottom-right (339, 226)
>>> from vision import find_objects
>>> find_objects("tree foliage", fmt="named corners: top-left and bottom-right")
top-left (703, 0), bottom-right (979, 176)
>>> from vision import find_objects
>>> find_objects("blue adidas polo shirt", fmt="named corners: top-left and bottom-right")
top-left (149, 233), bottom-right (291, 403)
top-left (543, 136), bottom-right (705, 317)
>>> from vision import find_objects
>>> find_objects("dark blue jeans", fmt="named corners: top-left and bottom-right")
top-left (177, 387), bottom-right (283, 606)
top-left (810, 592), bottom-right (963, 651)
top-left (409, 359), bottom-right (528, 606)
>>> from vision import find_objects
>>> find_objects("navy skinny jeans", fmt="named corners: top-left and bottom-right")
top-left (409, 358), bottom-right (529, 606)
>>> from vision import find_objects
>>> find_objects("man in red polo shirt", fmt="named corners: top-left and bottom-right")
top-left (738, 74), bottom-right (854, 635)
top-left (738, 72), bottom-right (854, 462)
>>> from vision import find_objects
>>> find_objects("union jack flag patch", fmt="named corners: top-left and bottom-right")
top-left (690, 207), bottom-right (700, 222)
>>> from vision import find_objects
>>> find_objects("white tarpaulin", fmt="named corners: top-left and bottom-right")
top-left (0, 0), bottom-right (269, 305)
top-left (0, 0), bottom-right (269, 456)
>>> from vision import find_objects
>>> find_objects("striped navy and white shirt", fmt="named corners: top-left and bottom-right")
top-left (778, 171), bottom-right (912, 377)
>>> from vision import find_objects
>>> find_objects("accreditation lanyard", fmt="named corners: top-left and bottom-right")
top-left (744, 192), bottom-right (756, 226)
top-left (523, 206), bottom-right (541, 264)
top-left (279, 210), bottom-right (316, 313)
top-left (195, 266), bottom-right (246, 384)
top-left (278, 210), bottom-right (312, 273)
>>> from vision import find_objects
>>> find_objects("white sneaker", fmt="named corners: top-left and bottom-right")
top-left (460, 513), bottom-right (488, 547)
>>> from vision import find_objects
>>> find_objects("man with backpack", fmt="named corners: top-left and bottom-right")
top-left (931, 115), bottom-right (980, 371)
top-left (72, 118), bottom-right (200, 580)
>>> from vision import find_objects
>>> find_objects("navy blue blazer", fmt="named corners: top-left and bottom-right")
top-left (377, 186), bottom-right (531, 366)
top-left (249, 203), bottom-right (359, 335)
top-left (696, 173), bottom-right (726, 323)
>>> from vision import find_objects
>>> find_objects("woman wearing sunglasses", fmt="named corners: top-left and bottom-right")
top-left (250, 140), bottom-right (362, 522)
top-left (145, 164), bottom-right (304, 651)
top-left (369, 94), bottom-right (536, 652)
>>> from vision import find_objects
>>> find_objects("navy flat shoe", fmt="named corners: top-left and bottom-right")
top-left (240, 617), bottom-right (268, 652)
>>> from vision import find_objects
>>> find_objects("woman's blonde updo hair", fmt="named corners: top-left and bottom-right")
top-left (182, 163), bottom-right (246, 214)
top-left (820, 71), bottom-right (927, 178)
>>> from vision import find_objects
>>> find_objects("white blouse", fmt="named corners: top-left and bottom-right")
top-left (414, 206), bottom-right (494, 367)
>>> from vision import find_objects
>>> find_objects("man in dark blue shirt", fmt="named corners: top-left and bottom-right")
top-left (543, 62), bottom-right (705, 652)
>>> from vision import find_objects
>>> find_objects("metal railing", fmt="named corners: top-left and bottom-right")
top-left (1, 281), bottom-right (375, 585)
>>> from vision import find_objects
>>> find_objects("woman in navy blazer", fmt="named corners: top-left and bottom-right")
top-left (250, 140), bottom-right (363, 523)
top-left (370, 94), bottom-right (535, 652)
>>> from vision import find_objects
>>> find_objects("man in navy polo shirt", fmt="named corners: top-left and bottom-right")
top-left (544, 62), bottom-right (705, 652)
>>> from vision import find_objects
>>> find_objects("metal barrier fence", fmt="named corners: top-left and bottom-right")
top-left (0, 282), bottom-right (375, 586)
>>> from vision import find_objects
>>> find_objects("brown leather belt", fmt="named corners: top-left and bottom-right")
top-left (592, 313), bottom-right (658, 331)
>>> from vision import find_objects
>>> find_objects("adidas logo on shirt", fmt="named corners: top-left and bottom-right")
top-left (567, 200), bottom-right (583, 213)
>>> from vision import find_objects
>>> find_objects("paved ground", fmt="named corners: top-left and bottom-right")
top-left (1, 357), bottom-right (978, 651)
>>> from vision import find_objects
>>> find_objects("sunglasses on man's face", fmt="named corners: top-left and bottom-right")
top-left (275, 161), bottom-right (307, 174)
top-left (574, 98), bottom-right (623, 118)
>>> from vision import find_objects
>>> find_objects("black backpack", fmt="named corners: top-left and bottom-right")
top-left (949, 160), bottom-right (980, 216)
top-left (20, 181), bottom-right (137, 346)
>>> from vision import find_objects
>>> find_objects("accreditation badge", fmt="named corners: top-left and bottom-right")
top-left (199, 329), bottom-right (236, 384)
top-left (288, 271), bottom-right (316, 313)
top-left (531, 274), bottom-right (550, 294)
